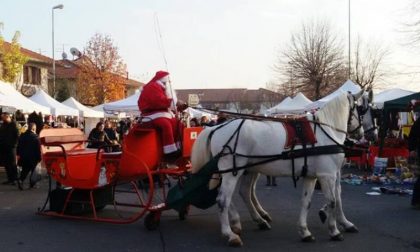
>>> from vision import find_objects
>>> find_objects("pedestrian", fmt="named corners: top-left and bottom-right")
top-left (87, 122), bottom-right (112, 149)
top-left (409, 115), bottom-right (420, 208)
top-left (216, 112), bottom-right (228, 125)
top-left (104, 120), bottom-right (121, 151)
top-left (190, 117), bottom-right (200, 127)
top-left (0, 112), bottom-right (19, 185)
top-left (16, 123), bottom-right (42, 190)
top-left (117, 119), bottom-right (128, 142)
top-left (200, 115), bottom-right (215, 127)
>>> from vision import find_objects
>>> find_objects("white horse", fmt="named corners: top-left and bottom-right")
top-left (237, 90), bottom-right (378, 236)
top-left (191, 91), bottom-right (364, 246)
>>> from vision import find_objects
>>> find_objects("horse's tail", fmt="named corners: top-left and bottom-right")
top-left (191, 127), bottom-right (213, 174)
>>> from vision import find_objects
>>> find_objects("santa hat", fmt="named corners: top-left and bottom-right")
top-left (149, 70), bottom-right (169, 83)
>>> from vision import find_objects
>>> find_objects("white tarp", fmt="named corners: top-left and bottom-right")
top-left (266, 97), bottom-right (293, 114)
top-left (373, 88), bottom-right (415, 109)
top-left (29, 89), bottom-right (79, 116)
top-left (305, 79), bottom-right (361, 110)
top-left (267, 93), bottom-right (312, 114)
top-left (93, 104), bottom-right (126, 118)
top-left (103, 90), bottom-right (141, 114)
top-left (0, 80), bottom-right (50, 114)
top-left (62, 97), bottom-right (104, 118)
top-left (185, 107), bottom-right (213, 119)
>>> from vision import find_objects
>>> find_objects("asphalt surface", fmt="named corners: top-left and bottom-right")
top-left (0, 167), bottom-right (420, 252)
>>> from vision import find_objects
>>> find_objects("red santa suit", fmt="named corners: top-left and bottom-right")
top-left (138, 71), bottom-right (180, 155)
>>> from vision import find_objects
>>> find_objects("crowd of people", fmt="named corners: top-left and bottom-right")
top-left (0, 108), bottom-right (137, 190)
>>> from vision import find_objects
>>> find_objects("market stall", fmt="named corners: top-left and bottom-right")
top-left (102, 90), bottom-right (141, 115)
top-left (266, 92), bottom-right (312, 115)
top-left (0, 80), bottom-right (50, 114)
top-left (62, 97), bottom-right (104, 134)
top-left (29, 89), bottom-right (79, 117)
top-left (373, 92), bottom-right (420, 167)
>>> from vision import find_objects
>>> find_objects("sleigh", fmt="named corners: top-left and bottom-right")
top-left (38, 124), bottom-right (203, 228)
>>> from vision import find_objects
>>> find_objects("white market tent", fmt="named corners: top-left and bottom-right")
top-left (267, 93), bottom-right (312, 114)
top-left (305, 79), bottom-right (361, 110)
top-left (92, 104), bottom-right (126, 118)
top-left (103, 91), bottom-right (141, 115)
top-left (373, 88), bottom-right (415, 109)
top-left (0, 80), bottom-right (50, 114)
top-left (266, 97), bottom-right (293, 114)
top-left (62, 97), bottom-right (104, 118)
top-left (29, 89), bottom-right (79, 116)
top-left (185, 107), bottom-right (213, 119)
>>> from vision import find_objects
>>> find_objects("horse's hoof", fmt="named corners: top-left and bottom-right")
top-left (258, 222), bottom-right (271, 230)
top-left (330, 233), bottom-right (344, 241)
top-left (228, 237), bottom-right (243, 247)
top-left (301, 235), bottom-right (316, 242)
top-left (345, 226), bottom-right (359, 233)
top-left (231, 226), bottom-right (242, 236)
top-left (261, 214), bottom-right (272, 222)
top-left (319, 210), bottom-right (327, 224)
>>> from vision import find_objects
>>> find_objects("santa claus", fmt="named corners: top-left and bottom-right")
top-left (138, 71), bottom-right (184, 166)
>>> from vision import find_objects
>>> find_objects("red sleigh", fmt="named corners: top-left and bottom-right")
top-left (38, 124), bottom-right (203, 228)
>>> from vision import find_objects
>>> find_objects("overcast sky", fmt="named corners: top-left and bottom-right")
top-left (1, 0), bottom-right (420, 91)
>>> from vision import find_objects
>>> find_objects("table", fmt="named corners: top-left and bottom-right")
top-left (367, 146), bottom-right (409, 168)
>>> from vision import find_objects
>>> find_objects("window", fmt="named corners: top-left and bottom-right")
top-left (23, 66), bottom-right (41, 85)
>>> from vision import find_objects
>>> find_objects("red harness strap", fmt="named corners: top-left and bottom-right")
top-left (282, 117), bottom-right (317, 149)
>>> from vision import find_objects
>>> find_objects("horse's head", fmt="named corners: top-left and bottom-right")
top-left (347, 90), bottom-right (364, 140)
top-left (358, 89), bottom-right (378, 142)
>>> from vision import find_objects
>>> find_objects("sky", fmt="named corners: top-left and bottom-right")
top-left (1, 0), bottom-right (420, 92)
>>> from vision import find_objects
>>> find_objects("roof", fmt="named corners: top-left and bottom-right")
top-left (383, 92), bottom-right (420, 112)
top-left (176, 88), bottom-right (283, 103)
top-left (54, 59), bottom-right (80, 79)
top-left (54, 58), bottom-right (144, 87)
top-left (1, 41), bottom-right (53, 64)
top-left (373, 88), bottom-right (415, 109)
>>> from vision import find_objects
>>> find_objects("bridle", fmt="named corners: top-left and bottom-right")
top-left (347, 94), bottom-right (363, 135)
top-left (357, 95), bottom-right (377, 134)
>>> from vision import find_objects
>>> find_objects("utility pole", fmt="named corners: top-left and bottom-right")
top-left (348, 0), bottom-right (351, 79)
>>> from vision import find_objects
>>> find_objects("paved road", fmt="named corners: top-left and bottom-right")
top-left (1, 168), bottom-right (420, 252)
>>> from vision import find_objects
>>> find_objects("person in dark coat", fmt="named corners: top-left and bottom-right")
top-left (87, 122), bottom-right (112, 149)
top-left (409, 116), bottom-right (420, 208)
top-left (17, 123), bottom-right (42, 190)
top-left (104, 120), bottom-right (121, 152)
top-left (0, 112), bottom-right (19, 185)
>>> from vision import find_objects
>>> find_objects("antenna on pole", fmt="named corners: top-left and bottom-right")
top-left (154, 12), bottom-right (177, 110)
top-left (348, 0), bottom-right (351, 79)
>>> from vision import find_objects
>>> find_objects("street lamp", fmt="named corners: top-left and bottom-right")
top-left (52, 4), bottom-right (63, 97)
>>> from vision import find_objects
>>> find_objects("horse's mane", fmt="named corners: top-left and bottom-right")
top-left (315, 92), bottom-right (349, 132)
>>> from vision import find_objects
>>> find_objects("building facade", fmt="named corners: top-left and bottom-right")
top-left (0, 41), bottom-right (52, 96)
top-left (176, 88), bottom-right (284, 114)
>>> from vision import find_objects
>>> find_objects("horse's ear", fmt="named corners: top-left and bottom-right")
top-left (368, 89), bottom-right (374, 103)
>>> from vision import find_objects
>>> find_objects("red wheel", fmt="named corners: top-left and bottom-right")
top-left (111, 160), bottom-right (155, 223)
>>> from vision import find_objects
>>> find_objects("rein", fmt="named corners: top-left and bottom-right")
top-left (193, 107), bottom-right (349, 135)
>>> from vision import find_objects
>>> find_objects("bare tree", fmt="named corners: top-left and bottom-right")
top-left (351, 37), bottom-right (389, 90)
top-left (401, 0), bottom-right (420, 46)
top-left (275, 20), bottom-right (344, 100)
